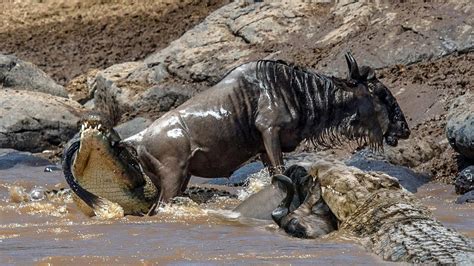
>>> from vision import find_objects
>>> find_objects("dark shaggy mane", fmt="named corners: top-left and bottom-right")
top-left (253, 60), bottom-right (383, 151)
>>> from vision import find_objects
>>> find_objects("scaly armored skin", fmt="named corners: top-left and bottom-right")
top-left (308, 159), bottom-right (474, 264)
top-left (62, 115), bottom-right (159, 217)
top-left (130, 52), bottom-right (410, 204)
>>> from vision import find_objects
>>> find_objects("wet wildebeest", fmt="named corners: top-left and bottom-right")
top-left (132, 52), bottom-right (410, 207)
top-left (272, 165), bottom-right (337, 238)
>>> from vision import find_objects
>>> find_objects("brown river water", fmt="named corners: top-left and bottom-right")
top-left (1, 164), bottom-right (473, 265)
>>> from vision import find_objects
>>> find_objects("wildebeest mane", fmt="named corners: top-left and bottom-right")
top-left (254, 59), bottom-right (383, 150)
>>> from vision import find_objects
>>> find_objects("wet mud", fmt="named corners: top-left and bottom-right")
top-left (1, 164), bottom-right (472, 264)
top-left (0, 0), bottom-right (228, 85)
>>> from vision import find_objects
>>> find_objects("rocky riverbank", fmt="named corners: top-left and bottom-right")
top-left (0, 0), bottom-right (473, 192)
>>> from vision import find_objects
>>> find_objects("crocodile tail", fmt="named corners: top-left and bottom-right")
top-left (62, 139), bottom-right (122, 216)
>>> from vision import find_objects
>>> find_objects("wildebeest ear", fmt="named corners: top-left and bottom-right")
top-left (345, 52), bottom-right (361, 81)
top-left (360, 66), bottom-right (376, 80)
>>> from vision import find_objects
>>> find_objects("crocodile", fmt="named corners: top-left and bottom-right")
top-left (62, 115), bottom-right (159, 217)
top-left (275, 160), bottom-right (473, 264)
top-left (131, 52), bottom-right (410, 204)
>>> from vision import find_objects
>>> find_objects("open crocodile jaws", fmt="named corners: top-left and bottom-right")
top-left (66, 120), bottom-right (159, 217)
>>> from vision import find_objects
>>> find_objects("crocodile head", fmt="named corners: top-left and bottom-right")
top-left (62, 114), bottom-right (158, 217)
top-left (72, 114), bottom-right (143, 186)
top-left (308, 159), bottom-right (401, 222)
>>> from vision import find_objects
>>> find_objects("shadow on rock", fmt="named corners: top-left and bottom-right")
top-left (0, 149), bottom-right (52, 170)
top-left (346, 150), bottom-right (431, 193)
top-left (207, 162), bottom-right (264, 186)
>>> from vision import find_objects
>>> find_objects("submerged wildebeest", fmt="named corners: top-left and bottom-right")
top-left (132, 52), bottom-right (410, 206)
top-left (233, 165), bottom-right (312, 220)
top-left (271, 165), bottom-right (338, 238)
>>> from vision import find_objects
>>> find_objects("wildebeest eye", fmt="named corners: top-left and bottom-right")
top-left (367, 83), bottom-right (376, 93)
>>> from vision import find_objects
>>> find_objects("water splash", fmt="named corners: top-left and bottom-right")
top-left (237, 168), bottom-right (271, 200)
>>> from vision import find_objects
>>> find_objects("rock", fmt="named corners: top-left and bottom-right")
top-left (207, 162), bottom-right (264, 186)
top-left (88, 1), bottom-right (473, 126)
top-left (134, 1), bottom-right (309, 84)
top-left (446, 92), bottom-right (474, 160)
top-left (0, 149), bottom-right (52, 170)
top-left (206, 152), bottom-right (327, 186)
top-left (0, 54), bottom-right (67, 97)
top-left (383, 136), bottom-right (443, 168)
top-left (312, 0), bottom-right (474, 75)
top-left (0, 89), bottom-right (84, 152)
top-left (456, 190), bottom-right (474, 204)
top-left (346, 150), bottom-right (431, 193)
top-left (92, 1), bottom-right (313, 124)
top-left (64, 69), bottom-right (99, 104)
top-left (455, 166), bottom-right (474, 195)
top-left (114, 117), bottom-right (153, 140)
top-left (94, 74), bottom-right (192, 125)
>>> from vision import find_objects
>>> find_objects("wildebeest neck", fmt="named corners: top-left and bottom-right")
top-left (255, 60), bottom-right (381, 149)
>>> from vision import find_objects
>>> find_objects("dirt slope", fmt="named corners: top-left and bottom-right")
top-left (0, 0), bottom-right (228, 85)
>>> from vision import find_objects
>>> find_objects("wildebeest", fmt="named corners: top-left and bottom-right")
top-left (232, 165), bottom-right (313, 220)
top-left (132, 52), bottom-right (410, 206)
top-left (271, 165), bottom-right (337, 238)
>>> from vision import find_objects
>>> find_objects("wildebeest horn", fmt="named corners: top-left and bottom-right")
top-left (345, 52), bottom-right (361, 80)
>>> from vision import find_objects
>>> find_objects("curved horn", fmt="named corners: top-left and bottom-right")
top-left (272, 174), bottom-right (295, 209)
top-left (345, 52), bottom-right (361, 80)
top-left (271, 174), bottom-right (295, 226)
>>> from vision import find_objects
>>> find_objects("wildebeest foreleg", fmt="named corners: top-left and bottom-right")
top-left (260, 153), bottom-right (280, 176)
top-left (138, 146), bottom-right (189, 206)
top-left (260, 127), bottom-right (284, 174)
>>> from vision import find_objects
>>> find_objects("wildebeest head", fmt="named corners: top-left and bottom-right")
top-left (344, 52), bottom-right (410, 147)
top-left (272, 167), bottom-right (338, 239)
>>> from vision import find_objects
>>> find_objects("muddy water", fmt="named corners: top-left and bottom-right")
top-left (1, 165), bottom-right (472, 265)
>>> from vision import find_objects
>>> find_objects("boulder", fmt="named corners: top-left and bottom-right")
top-left (310, 0), bottom-right (474, 75)
top-left (94, 74), bottom-right (193, 125)
top-left (456, 190), bottom-right (474, 204)
top-left (0, 89), bottom-right (84, 152)
top-left (0, 54), bottom-right (67, 97)
top-left (346, 150), bottom-right (431, 193)
top-left (446, 92), bottom-right (474, 160)
top-left (383, 136), bottom-right (443, 168)
top-left (207, 162), bottom-right (264, 186)
top-left (0, 149), bottom-right (52, 170)
top-left (90, 1), bottom-right (473, 125)
top-left (114, 117), bottom-right (153, 140)
top-left (455, 166), bottom-right (473, 195)
top-left (92, 1), bottom-right (315, 124)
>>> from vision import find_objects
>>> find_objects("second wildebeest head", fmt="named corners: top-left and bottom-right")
top-left (272, 165), bottom-right (338, 239)
top-left (343, 52), bottom-right (410, 147)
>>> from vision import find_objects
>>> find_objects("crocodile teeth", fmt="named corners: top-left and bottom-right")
top-left (324, 185), bottom-right (343, 196)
